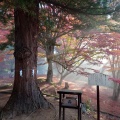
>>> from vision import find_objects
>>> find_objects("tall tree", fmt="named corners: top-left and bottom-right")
top-left (0, 1), bottom-right (50, 119)
top-left (88, 32), bottom-right (120, 100)
top-left (38, 1), bottom-right (101, 83)
top-left (38, 2), bottom-right (83, 83)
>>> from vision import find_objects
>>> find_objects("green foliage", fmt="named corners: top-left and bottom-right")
top-left (46, 0), bottom-right (119, 15)
top-left (15, 0), bottom-right (38, 16)
top-left (0, 43), bottom-right (8, 50)
top-left (74, 14), bottom-right (98, 31)
top-left (0, 0), bottom-right (37, 24)
top-left (44, 19), bottom-right (55, 30)
top-left (0, 0), bottom-right (119, 51)
top-left (14, 0), bottom-right (35, 8)
top-left (0, 2), bottom-right (13, 24)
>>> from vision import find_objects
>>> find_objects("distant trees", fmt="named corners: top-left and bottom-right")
top-left (102, 33), bottom-right (120, 100)
top-left (88, 32), bottom-right (120, 100)
top-left (93, 10), bottom-right (120, 100)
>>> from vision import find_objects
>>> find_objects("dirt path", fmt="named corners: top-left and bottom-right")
top-left (0, 77), bottom-right (120, 120)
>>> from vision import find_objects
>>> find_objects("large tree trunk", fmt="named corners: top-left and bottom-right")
top-left (46, 45), bottom-right (54, 83)
top-left (0, 1), bottom-right (50, 119)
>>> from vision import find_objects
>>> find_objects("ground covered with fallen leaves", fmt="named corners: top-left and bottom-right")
top-left (0, 77), bottom-right (120, 120)
top-left (0, 94), bottom-right (102, 120)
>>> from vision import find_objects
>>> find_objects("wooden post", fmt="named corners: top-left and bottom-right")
top-left (97, 85), bottom-right (100, 120)
top-left (63, 94), bottom-right (65, 120)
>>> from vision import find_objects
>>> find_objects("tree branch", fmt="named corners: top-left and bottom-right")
top-left (40, 0), bottom-right (120, 15)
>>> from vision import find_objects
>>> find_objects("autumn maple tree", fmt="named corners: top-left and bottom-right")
top-left (38, 1), bottom-right (110, 83)
top-left (38, 2), bottom-right (80, 83)
top-left (38, 2), bottom-right (94, 83)
top-left (87, 8), bottom-right (120, 100)
top-left (53, 31), bottom-right (105, 84)
top-left (87, 31), bottom-right (120, 100)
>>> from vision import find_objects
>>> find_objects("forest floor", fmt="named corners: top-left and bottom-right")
top-left (0, 76), bottom-right (120, 120)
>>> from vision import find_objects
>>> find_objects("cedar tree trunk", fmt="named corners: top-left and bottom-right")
top-left (0, 1), bottom-right (50, 119)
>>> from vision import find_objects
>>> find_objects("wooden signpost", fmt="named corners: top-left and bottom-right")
top-left (88, 73), bottom-right (109, 120)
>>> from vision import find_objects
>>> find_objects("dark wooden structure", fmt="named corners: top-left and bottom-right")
top-left (57, 89), bottom-right (82, 120)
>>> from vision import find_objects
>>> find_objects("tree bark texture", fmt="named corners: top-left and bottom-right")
top-left (46, 45), bottom-right (54, 83)
top-left (0, 1), bottom-right (50, 119)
